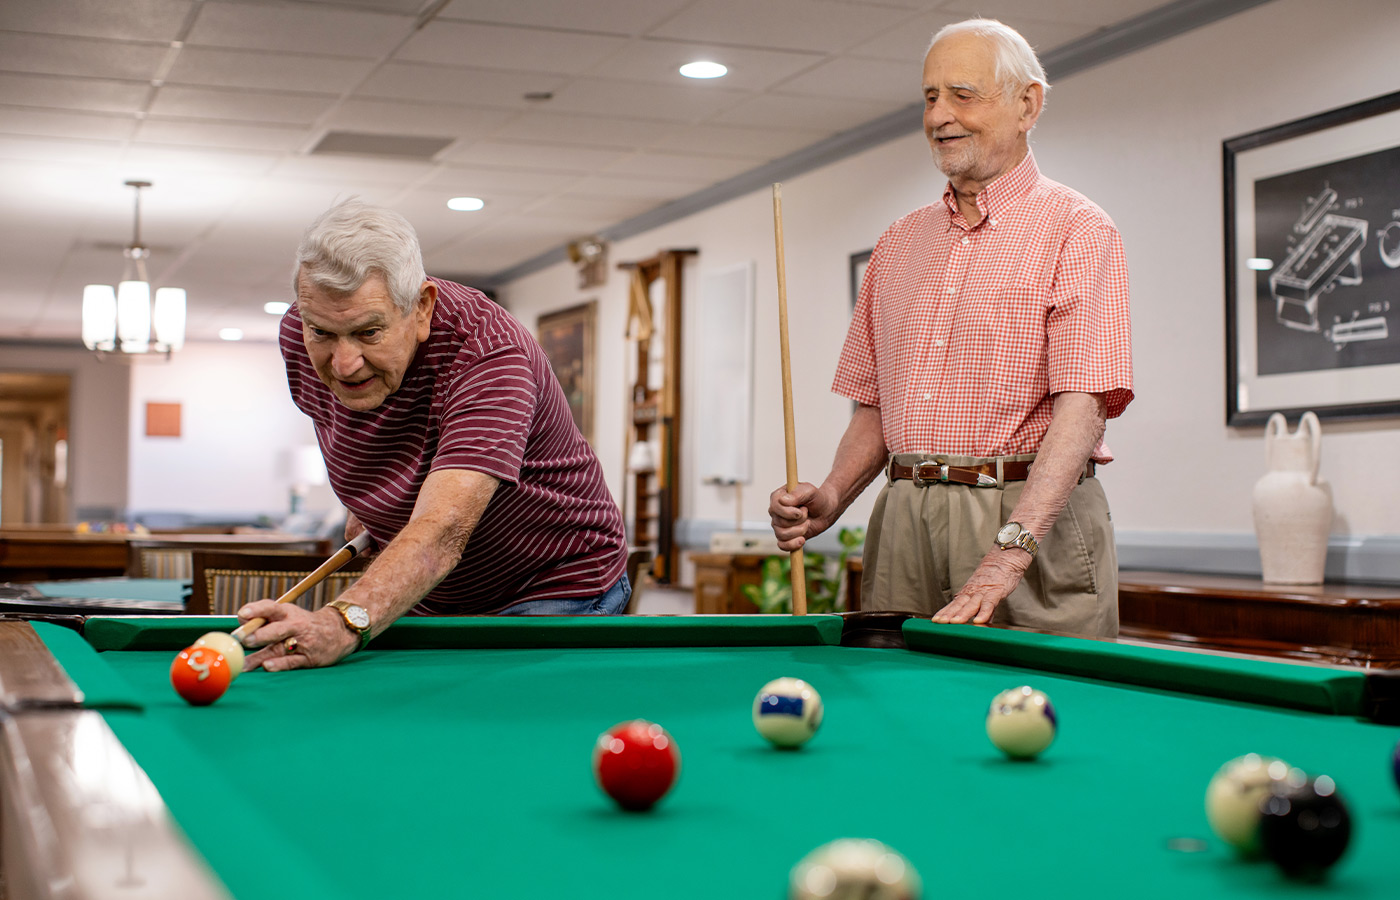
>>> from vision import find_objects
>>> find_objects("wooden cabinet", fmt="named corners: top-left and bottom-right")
top-left (690, 553), bottom-right (766, 614)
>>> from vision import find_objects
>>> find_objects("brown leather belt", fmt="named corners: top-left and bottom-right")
top-left (888, 458), bottom-right (1095, 488)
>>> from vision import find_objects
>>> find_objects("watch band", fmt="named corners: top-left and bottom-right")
top-left (326, 599), bottom-right (372, 652)
top-left (995, 523), bottom-right (1039, 559)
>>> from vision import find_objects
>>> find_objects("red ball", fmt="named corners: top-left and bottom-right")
top-left (593, 720), bottom-right (680, 811)
top-left (170, 646), bottom-right (232, 706)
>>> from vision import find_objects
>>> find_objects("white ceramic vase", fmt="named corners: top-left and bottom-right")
top-left (1252, 411), bottom-right (1333, 584)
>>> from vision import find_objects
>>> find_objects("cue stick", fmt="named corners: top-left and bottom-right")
top-left (229, 531), bottom-right (375, 647)
top-left (771, 183), bottom-right (808, 616)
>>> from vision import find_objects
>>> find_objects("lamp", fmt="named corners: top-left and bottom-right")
top-left (82, 180), bottom-right (185, 359)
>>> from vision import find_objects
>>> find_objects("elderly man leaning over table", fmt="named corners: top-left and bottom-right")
top-left (768, 18), bottom-right (1133, 639)
top-left (239, 200), bottom-right (630, 672)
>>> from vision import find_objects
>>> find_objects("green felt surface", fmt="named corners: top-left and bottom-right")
top-left (38, 619), bottom-right (1400, 899)
top-left (27, 578), bottom-right (190, 603)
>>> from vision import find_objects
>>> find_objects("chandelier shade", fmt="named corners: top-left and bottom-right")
top-left (81, 181), bottom-right (186, 359)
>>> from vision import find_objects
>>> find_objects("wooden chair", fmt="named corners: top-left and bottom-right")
top-left (189, 550), bottom-right (369, 616)
top-left (127, 537), bottom-right (327, 580)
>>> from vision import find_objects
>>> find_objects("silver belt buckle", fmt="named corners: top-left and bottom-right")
top-left (911, 461), bottom-right (946, 486)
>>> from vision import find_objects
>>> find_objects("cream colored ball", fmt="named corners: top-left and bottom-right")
top-left (1205, 754), bottom-right (1300, 855)
top-left (986, 686), bottom-right (1056, 759)
top-left (789, 838), bottom-right (920, 900)
top-left (192, 631), bottom-right (245, 680)
top-left (753, 677), bottom-right (824, 748)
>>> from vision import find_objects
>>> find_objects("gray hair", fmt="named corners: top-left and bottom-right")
top-left (294, 199), bottom-right (426, 314)
top-left (928, 18), bottom-right (1050, 103)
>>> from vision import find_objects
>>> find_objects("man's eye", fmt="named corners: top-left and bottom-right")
top-left (359, 329), bottom-right (380, 339)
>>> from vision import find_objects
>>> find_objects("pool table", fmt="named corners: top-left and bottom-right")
top-left (2, 614), bottom-right (1398, 900)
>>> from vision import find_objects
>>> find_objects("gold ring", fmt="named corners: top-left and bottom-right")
top-left (284, 637), bottom-right (299, 654)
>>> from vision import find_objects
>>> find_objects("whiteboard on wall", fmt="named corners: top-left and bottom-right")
top-left (695, 261), bottom-right (755, 484)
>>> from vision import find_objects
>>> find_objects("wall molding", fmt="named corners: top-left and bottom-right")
top-left (675, 519), bottom-right (1400, 585)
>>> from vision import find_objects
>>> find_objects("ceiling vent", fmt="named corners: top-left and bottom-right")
top-left (311, 131), bottom-right (453, 160)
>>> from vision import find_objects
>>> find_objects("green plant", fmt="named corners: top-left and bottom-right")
top-left (741, 526), bottom-right (865, 614)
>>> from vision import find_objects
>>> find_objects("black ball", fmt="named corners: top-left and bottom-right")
top-left (1258, 776), bottom-right (1352, 881)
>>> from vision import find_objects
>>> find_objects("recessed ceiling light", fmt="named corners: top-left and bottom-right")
top-left (264, 301), bottom-right (290, 315)
top-left (448, 197), bottom-right (485, 212)
top-left (680, 61), bottom-right (727, 79)
top-left (219, 328), bottom-right (243, 341)
top-left (1246, 257), bottom-right (1274, 270)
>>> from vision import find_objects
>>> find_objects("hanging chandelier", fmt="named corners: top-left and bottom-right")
top-left (82, 180), bottom-right (185, 359)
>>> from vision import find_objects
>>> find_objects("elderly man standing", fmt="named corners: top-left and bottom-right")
top-left (240, 200), bottom-right (629, 671)
top-left (768, 19), bottom-right (1132, 637)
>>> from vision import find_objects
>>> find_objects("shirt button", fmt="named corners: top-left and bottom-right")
top-left (988, 218), bottom-right (998, 227)
top-left (923, 393), bottom-right (933, 402)
top-left (961, 237), bottom-right (970, 245)
top-left (945, 287), bottom-right (955, 294)
top-left (934, 339), bottom-right (945, 347)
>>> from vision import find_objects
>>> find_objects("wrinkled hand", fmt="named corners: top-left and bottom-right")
top-left (768, 482), bottom-right (840, 551)
top-left (238, 601), bottom-right (358, 672)
top-left (343, 513), bottom-right (376, 557)
top-left (932, 550), bottom-right (1030, 625)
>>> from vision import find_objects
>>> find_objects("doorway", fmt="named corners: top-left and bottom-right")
top-left (0, 373), bottom-right (71, 525)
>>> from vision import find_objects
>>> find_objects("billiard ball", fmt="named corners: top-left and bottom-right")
top-left (192, 631), bottom-right (245, 680)
top-left (985, 686), bottom-right (1056, 759)
top-left (753, 677), bottom-right (824, 748)
top-left (1204, 753), bottom-right (1295, 855)
top-left (170, 646), bottom-right (232, 706)
top-left (789, 838), bottom-right (921, 900)
top-left (592, 720), bottom-right (680, 811)
top-left (1258, 774), bottom-right (1352, 881)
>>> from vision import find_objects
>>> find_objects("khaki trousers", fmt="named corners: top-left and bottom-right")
top-left (861, 453), bottom-right (1119, 638)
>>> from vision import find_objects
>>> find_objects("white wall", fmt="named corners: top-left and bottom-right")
top-left (0, 344), bottom-right (130, 519)
top-left (500, 0), bottom-right (1400, 549)
top-left (127, 340), bottom-right (331, 520)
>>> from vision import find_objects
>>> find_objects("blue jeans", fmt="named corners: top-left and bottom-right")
top-left (498, 575), bottom-right (631, 616)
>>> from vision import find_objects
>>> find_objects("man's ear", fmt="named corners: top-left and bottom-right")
top-left (1020, 82), bottom-right (1044, 133)
top-left (415, 281), bottom-right (437, 341)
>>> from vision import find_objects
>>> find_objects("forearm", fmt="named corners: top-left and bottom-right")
top-left (1006, 392), bottom-right (1106, 542)
top-left (336, 470), bottom-right (497, 637)
top-left (820, 404), bottom-right (889, 514)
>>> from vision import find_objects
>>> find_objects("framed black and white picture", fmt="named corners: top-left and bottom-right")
top-left (849, 249), bottom-right (871, 309)
top-left (1225, 90), bottom-right (1400, 425)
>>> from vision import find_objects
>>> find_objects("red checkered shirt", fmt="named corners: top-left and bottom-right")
top-left (833, 151), bottom-right (1133, 461)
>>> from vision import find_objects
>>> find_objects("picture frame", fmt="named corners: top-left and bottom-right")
top-left (536, 301), bottom-right (596, 443)
top-left (849, 249), bottom-right (872, 309)
top-left (1224, 90), bottom-right (1400, 426)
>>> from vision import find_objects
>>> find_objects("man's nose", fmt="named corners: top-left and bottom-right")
top-left (925, 95), bottom-right (954, 128)
top-left (331, 341), bottom-right (363, 377)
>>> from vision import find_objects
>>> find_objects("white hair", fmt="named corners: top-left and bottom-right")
top-left (294, 199), bottom-right (426, 314)
top-left (927, 18), bottom-right (1050, 103)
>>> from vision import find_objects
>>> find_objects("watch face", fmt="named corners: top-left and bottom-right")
top-left (345, 605), bottom-right (370, 629)
top-left (996, 523), bottom-right (1020, 544)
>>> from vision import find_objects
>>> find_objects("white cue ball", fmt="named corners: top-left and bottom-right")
top-left (192, 631), bottom-right (245, 680)
top-left (789, 838), bottom-right (921, 900)
top-left (986, 686), bottom-right (1056, 759)
top-left (1204, 754), bottom-right (1301, 855)
top-left (753, 677), bottom-right (824, 748)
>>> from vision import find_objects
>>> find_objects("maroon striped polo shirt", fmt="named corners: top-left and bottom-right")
top-left (281, 277), bottom-right (627, 614)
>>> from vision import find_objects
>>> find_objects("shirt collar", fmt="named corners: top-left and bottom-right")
top-left (940, 149), bottom-right (1040, 229)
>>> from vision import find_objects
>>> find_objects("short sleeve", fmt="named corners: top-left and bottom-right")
top-left (832, 241), bottom-right (883, 407)
top-left (432, 343), bottom-right (539, 484)
top-left (1045, 214), bottom-right (1134, 419)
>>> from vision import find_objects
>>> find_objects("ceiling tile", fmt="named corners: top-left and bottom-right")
top-left (121, 142), bottom-right (281, 176)
top-left (547, 77), bottom-right (746, 122)
top-left (712, 92), bottom-right (900, 131)
top-left (0, 73), bottom-right (151, 115)
top-left (268, 154), bottom-right (437, 186)
top-left (775, 56), bottom-right (920, 102)
top-left (356, 62), bottom-right (567, 108)
top-left (0, 135), bottom-right (127, 167)
top-left (844, 11), bottom-right (1090, 63)
top-left (940, 0), bottom-right (1172, 29)
top-left (164, 47), bottom-right (376, 94)
top-left (148, 85), bottom-right (335, 125)
top-left (602, 151), bottom-right (755, 181)
top-left (565, 173), bottom-right (708, 200)
top-left (439, 140), bottom-right (628, 172)
top-left (651, 123), bottom-right (826, 159)
top-left (489, 111), bottom-right (674, 150)
top-left (0, 107), bottom-right (139, 141)
top-left (437, 0), bottom-right (693, 37)
top-left (135, 118), bottom-right (310, 152)
top-left (584, 39), bottom-right (824, 91)
top-left (424, 165), bottom-right (581, 194)
top-left (0, 0), bottom-right (193, 42)
top-left (0, 33), bottom-right (170, 81)
top-left (291, 0), bottom-right (426, 13)
top-left (322, 98), bottom-right (515, 139)
top-left (397, 20), bottom-right (626, 75)
top-left (516, 192), bottom-right (658, 224)
top-left (186, 0), bottom-right (415, 57)
top-left (648, 0), bottom-right (909, 53)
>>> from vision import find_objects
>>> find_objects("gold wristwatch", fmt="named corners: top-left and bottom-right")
top-left (994, 522), bottom-right (1039, 559)
top-left (325, 599), bottom-right (372, 652)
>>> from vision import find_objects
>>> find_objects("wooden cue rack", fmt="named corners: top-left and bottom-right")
top-left (619, 249), bottom-right (696, 585)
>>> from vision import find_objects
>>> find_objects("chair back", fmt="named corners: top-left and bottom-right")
top-left (189, 550), bottom-right (369, 616)
top-left (128, 537), bottom-right (329, 579)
